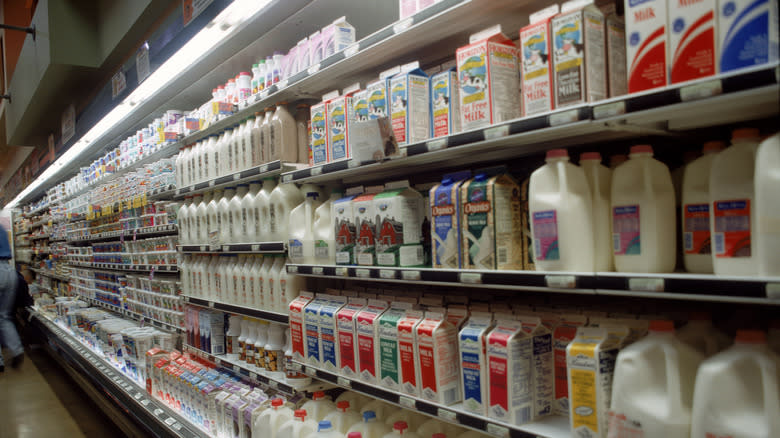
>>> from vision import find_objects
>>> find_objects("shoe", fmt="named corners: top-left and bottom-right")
top-left (11, 354), bottom-right (23, 369)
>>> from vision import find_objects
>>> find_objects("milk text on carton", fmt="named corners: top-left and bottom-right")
top-left (625, 0), bottom-right (668, 92)
top-left (460, 312), bottom-right (494, 415)
top-left (337, 299), bottom-right (366, 377)
top-left (356, 300), bottom-right (389, 383)
top-left (669, 0), bottom-right (717, 83)
top-left (718, 0), bottom-right (779, 72)
top-left (430, 68), bottom-right (461, 137)
top-left (378, 303), bottom-right (414, 391)
top-left (416, 311), bottom-right (462, 405)
top-left (487, 320), bottom-right (533, 425)
top-left (289, 292), bottom-right (314, 362)
top-left (521, 6), bottom-right (559, 115)
top-left (398, 310), bottom-right (425, 396)
top-left (319, 296), bottom-right (348, 372)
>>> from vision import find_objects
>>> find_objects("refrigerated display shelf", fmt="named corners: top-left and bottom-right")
top-left (77, 296), bottom-right (183, 333)
top-left (31, 268), bottom-right (71, 282)
top-left (30, 234), bottom-right (52, 241)
top-left (182, 295), bottom-right (289, 324)
top-left (68, 262), bottom-right (179, 273)
top-left (286, 265), bottom-right (780, 305)
top-left (147, 185), bottom-right (178, 201)
top-left (29, 310), bottom-right (209, 438)
top-left (67, 224), bottom-right (178, 244)
top-left (173, 160), bottom-right (304, 199)
top-left (177, 242), bottom-right (286, 254)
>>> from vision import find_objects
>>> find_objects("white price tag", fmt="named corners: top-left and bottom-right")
top-left (268, 380), bottom-right (279, 389)
top-left (164, 417), bottom-right (176, 426)
top-left (459, 272), bottom-right (482, 284)
top-left (401, 270), bottom-right (421, 281)
top-left (355, 269), bottom-right (371, 278)
top-left (134, 392), bottom-right (143, 400)
top-left (233, 173), bottom-right (241, 181)
top-left (215, 357), bottom-right (222, 366)
top-left (154, 408), bottom-right (164, 416)
top-left (259, 164), bottom-right (269, 173)
top-left (312, 267), bottom-right (324, 275)
top-left (545, 275), bottom-right (576, 289)
top-left (249, 372), bottom-right (258, 380)
top-left (290, 362), bottom-right (302, 372)
top-left (337, 376), bottom-right (351, 387)
top-left (335, 267), bottom-right (348, 277)
top-left (379, 269), bottom-right (396, 279)
top-left (399, 396), bottom-right (416, 409)
top-left (141, 399), bottom-right (150, 406)
top-left (307, 63), bottom-right (321, 75)
top-left (549, 108), bottom-right (579, 126)
top-left (593, 101), bottom-right (626, 119)
top-left (172, 422), bottom-right (182, 431)
top-left (277, 79), bottom-right (288, 89)
top-left (305, 366), bottom-right (316, 376)
top-left (208, 301), bottom-right (215, 308)
top-left (288, 265), bottom-right (299, 274)
top-left (200, 245), bottom-right (207, 252)
top-left (628, 278), bottom-right (665, 292)
top-left (680, 79), bottom-right (722, 101)
top-left (311, 166), bottom-right (323, 176)
top-left (251, 244), bottom-right (260, 251)
top-left (233, 364), bottom-right (241, 373)
top-left (348, 159), bottom-right (359, 168)
top-left (393, 17), bottom-right (413, 34)
top-left (766, 283), bottom-right (780, 299)
top-left (282, 174), bottom-right (293, 183)
top-left (486, 423), bottom-right (509, 437)
top-left (222, 245), bottom-right (230, 252)
top-left (483, 124), bottom-right (509, 140)
top-left (437, 408), bottom-right (457, 422)
top-left (209, 180), bottom-right (215, 187)
top-left (426, 138), bottom-right (448, 152)
top-left (344, 44), bottom-right (359, 58)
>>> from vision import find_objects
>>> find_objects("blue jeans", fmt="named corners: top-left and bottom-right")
top-left (0, 262), bottom-right (22, 366)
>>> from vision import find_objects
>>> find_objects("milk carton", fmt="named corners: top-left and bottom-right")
top-left (460, 170), bottom-right (523, 270)
top-left (487, 319), bottom-right (533, 425)
top-left (669, 0), bottom-right (717, 83)
top-left (719, 0), bottom-right (779, 72)
top-left (552, 1), bottom-right (607, 107)
top-left (352, 89), bottom-right (370, 122)
top-left (377, 302), bottom-right (415, 391)
top-left (322, 17), bottom-right (356, 58)
top-left (430, 67), bottom-right (461, 137)
top-left (456, 25), bottom-right (521, 131)
top-left (289, 292), bottom-right (314, 362)
top-left (400, 0), bottom-right (418, 19)
top-left (459, 312), bottom-right (494, 415)
top-left (566, 327), bottom-right (621, 438)
top-left (446, 304), bottom-right (470, 331)
top-left (356, 299), bottom-right (389, 383)
top-left (374, 180), bottom-right (426, 267)
top-left (389, 62), bottom-right (431, 146)
top-left (305, 294), bottom-right (331, 366)
top-left (311, 97), bottom-right (331, 165)
top-left (337, 298), bottom-right (367, 378)
top-left (625, 0), bottom-right (668, 92)
top-left (334, 187), bottom-right (363, 265)
top-left (328, 83), bottom-right (360, 162)
top-left (398, 310), bottom-right (425, 396)
top-left (354, 186), bottom-right (384, 266)
top-left (553, 314), bottom-right (587, 416)
top-left (517, 317), bottom-right (554, 420)
top-left (364, 67), bottom-right (399, 121)
top-left (430, 171), bottom-right (471, 269)
top-left (520, 5), bottom-right (560, 116)
top-left (606, 16), bottom-right (628, 97)
top-left (319, 295), bottom-right (348, 372)
top-left (416, 310), bottom-right (461, 405)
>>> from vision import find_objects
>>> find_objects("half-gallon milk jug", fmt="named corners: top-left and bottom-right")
top-left (709, 128), bottom-right (760, 276)
top-left (269, 183), bottom-right (304, 242)
top-left (681, 141), bottom-right (725, 273)
top-left (289, 192), bottom-right (322, 263)
top-left (756, 133), bottom-right (780, 276)
top-left (301, 391), bottom-right (337, 423)
top-left (529, 148), bottom-right (594, 272)
top-left (691, 330), bottom-right (780, 438)
top-left (323, 400), bottom-right (362, 433)
top-left (383, 422), bottom-right (422, 438)
top-left (277, 409), bottom-right (317, 438)
top-left (253, 398), bottom-right (293, 438)
top-left (608, 320), bottom-right (704, 438)
top-left (313, 187), bottom-right (342, 264)
top-left (611, 145), bottom-right (676, 273)
top-left (348, 411), bottom-right (391, 438)
top-left (580, 152), bottom-right (613, 271)
top-left (676, 312), bottom-right (731, 357)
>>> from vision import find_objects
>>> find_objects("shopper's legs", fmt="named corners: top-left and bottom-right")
top-left (0, 264), bottom-right (22, 367)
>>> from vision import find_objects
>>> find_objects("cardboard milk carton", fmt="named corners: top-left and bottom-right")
top-left (304, 294), bottom-right (331, 366)
top-left (336, 297), bottom-right (367, 378)
top-left (319, 295), bottom-right (348, 372)
top-left (328, 84), bottom-right (360, 162)
top-left (520, 5), bottom-right (560, 116)
top-left (624, 0), bottom-right (668, 92)
top-left (390, 62), bottom-right (431, 145)
top-left (460, 169), bottom-right (523, 270)
top-left (334, 186), bottom-right (363, 265)
top-left (459, 312), bottom-right (494, 415)
top-left (431, 171), bottom-right (471, 269)
top-left (311, 95), bottom-right (333, 165)
top-left (487, 319), bottom-right (534, 425)
top-left (456, 25), bottom-right (521, 131)
top-left (322, 16), bottom-right (356, 58)
top-left (416, 309), bottom-right (462, 405)
top-left (377, 302), bottom-right (415, 391)
top-left (553, 314), bottom-right (588, 416)
top-left (364, 66), bottom-right (399, 121)
top-left (669, 0), bottom-right (717, 83)
top-left (518, 317), bottom-right (554, 420)
top-left (398, 309), bottom-right (425, 396)
top-left (552, 0), bottom-right (607, 107)
top-left (354, 185), bottom-right (384, 266)
top-left (606, 16), bottom-right (628, 97)
top-left (374, 180), bottom-right (426, 267)
top-left (356, 299), bottom-right (390, 383)
top-left (718, 0), bottom-right (778, 73)
top-left (288, 292), bottom-right (314, 362)
top-left (430, 67), bottom-right (461, 137)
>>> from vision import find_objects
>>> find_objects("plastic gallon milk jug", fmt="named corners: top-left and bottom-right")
top-left (230, 184), bottom-right (250, 243)
top-left (756, 133), bottom-right (780, 276)
top-left (314, 420), bottom-right (343, 438)
top-left (348, 411), bottom-right (391, 438)
top-left (611, 145), bottom-right (676, 273)
top-left (676, 312), bottom-right (731, 357)
top-left (335, 392), bottom-right (371, 411)
top-left (313, 188), bottom-right (342, 264)
top-left (681, 141), bottom-right (725, 273)
top-left (242, 182), bottom-right (260, 243)
top-left (529, 148), bottom-right (595, 271)
top-left (253, 398), bottom-right (293, 438)
top-left (384, 408), bottom-right (427, 431)
top-left (608, 320), bottom-right (704, 438)
top-left (269, 183), bottom-right (304, 241)
top-left (323, 401), bottom-right (362, 433)
top-left (691, 330), bottom-right (780, 438)
top-left (255, 178), bottom-right (276, 241)
top-left (580, 152), bottom-right (613, 271)
top-left (271, 103), bottom-right (298, 162)
top-left (289, 192), bottom-right (321, 263)
top-left (360, 401), bottom-right (394, 422)
top-left (383, 422), bottom-right (422, 438)
top-left (302, 392), bottom-right (337, 423)
top-left (278, 409), bottom-right (317, 438)
top-left (709, 128), bottom-right (761, 276)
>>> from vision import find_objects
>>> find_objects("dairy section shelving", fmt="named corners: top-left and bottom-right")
top-left (10, 0), bottom-right (780, 438)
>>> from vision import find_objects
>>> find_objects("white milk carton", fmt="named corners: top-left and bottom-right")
top-left (322, 16), bottom-right (356, 58)
top-left (520, 5), bottom-right (560, 116)
top-left (446, 303), bottom-right (470, 331)
top-left (319, 295), bottom-right (348, 372)
top-left (459, 312), bottom-right (494, 415)
top-left (374, 180), bottom-right (426, 267)
top-left (456, 25), bottom-right (521, 131)
top-left (669, 0), bottom-right (717, 83)
top-left (398, 310), bottom-right (425, 396)
top-left (553, 314), bottom-right (587, 416)
top-left (356, 299), bottom-right (390, 383)
top-left (606, 16), bottom-right (628, 97)
top-left (416, 310), bottom-right (462, 405)
top-left (304, 294), bottom-right (331, 366)
top-left (289, 292), bottom-right (314, 362)
top-left (430, 67), bottom-right (461, 137)
top-left (334, 187), bottom-right (363, 265)
top-left (566, 327), bottom-right (621, 438)
top-left (337, 298), bottom-right (367, 378)
top-left (552, 0), bottom-right (607, 107)
top-left (328, 83), bottom-right (360, 162)
top-left (430, 171), bottom-right (471, 269)
top-left (364, 66), bottom-right (399, 121)
top-left (354, 185), bottom-right (384, 266)
top-left (517, 317), bottom-right (554, 420)
top-left (718, 0), bottom-right (779, 73)
top-left (625, 0), bottom-right (668, 92)
top-left (352, 89), bottom-right (371, 123)
top-left (311, 94), bottom-right (334, 165)
top-left (487, 319), bottom-right (533, 425)
top-left (377, 302), bottom-right (415, 391)
top-left (389, 62), bottom-right (431, 146)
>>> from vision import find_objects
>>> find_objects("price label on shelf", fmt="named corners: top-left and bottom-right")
top-left (680, 79), bottom-right (722, 102)
top-left (426, 138), bottom-right (448, 152)
top-left (222, 245), bottom-right (230, 252)
top-left (209, 180), bottom-right (216, 187)
top-left (483, 124), bottom-right (509, 140)
top-left (486, 423), bottom-right (509, 437)
top-left (171, 422), bottom-right (182, 431)
top-left (312, 267), bottom-right (324, 275)
top-left (355, 269), bottom-right (371, 278)
top-left (311, 166), bottom-right (323, 176)
top-left (233, 364), bottom-right (241, 373)
top-left (344, 44), bottom-right (359, 58)
top-left (459, 272), bottom-right (482, 284)
top-left (399, 396), bottom-right (416, 409)
top-left (379, 269), bottom-right (397, 279)
top-left (277, 79), bottom-right (288, 89)
top-left (337, 376), bottom-right (351, 387)
top-left (282, 174), bottom-right (293, 183)
top-left (347, 159), bottom-right (359, 168)
top-left (335, 267), bottom-right (348, 277)
top-left (305, 366), bottom-right (316, 376)
top-left (251, 244), bottom-right (260, 251)
top-left (765, 283), bottom-right (780, 299)
top-left (249, 372), bottom-right (258, 381)
top-left (134, 392), bottom-right (143, 400)
top-left (154, 408), bottom-right (164, 416)
top-left (288, 265), bottom-right (299, 274)
top-left (437, 408), bottom-right (457, 422)
top-left (307, 63), bottom-right (321, 75)
top-left (545, 275), bottom-right (576, 289)
top-left (593, 101), bottom-right (626, 119)
top-left (259, 164), bottom-right (269, 173)
top-left (164, 417), bottom-right (176, 426)
top-left (140, 399), bottom-right (150, 406)
top-left (628, 278), bottom-right (665, 292)
top-left (290, 362), bottom-right (302, 372)
top-left (233, 174), bottom-right (241, 181)
top-left (549, 108), bottom-right (579, 126)
top-left (208, 301), bottom-right (215, 308)
top-left (393, 17), bottom-right (413, 34)
top-left (268, 380), bottom-right (279, 389)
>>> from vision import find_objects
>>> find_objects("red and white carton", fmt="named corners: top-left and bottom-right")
top-left (456, 25), bottom-right (521, 131)
top-left (487, 319), bottom-right (533, 425)
top-left (625, 0), bottom-right (668, 92)
top-left (668, 0), bottom-right (717, 83)
top-left (398, 309), bottom-right (425, 397)
top-left (356, 299), bottom-right (389, 383)
top-left (289, 291), bottom-right (314, 362)
top-left (553, 314), bottom-right (588, 416)
top-left (336, 297), bottom-right (367, 378)
top-left (416, 309), bottom-right (462, 405)
top-left (520, 5), bottom-right (560, 116)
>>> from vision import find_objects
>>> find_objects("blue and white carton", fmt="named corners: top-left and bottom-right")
top-left (718, 0), bottom-right (779, 72)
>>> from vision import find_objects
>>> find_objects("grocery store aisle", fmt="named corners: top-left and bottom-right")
top-left (0, 347), bottom-right (124, 438)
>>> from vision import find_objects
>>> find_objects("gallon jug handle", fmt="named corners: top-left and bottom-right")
top-left (761, 356), bottom-right (780, 420)
top-left (666, 346), bottom-right (686, 411)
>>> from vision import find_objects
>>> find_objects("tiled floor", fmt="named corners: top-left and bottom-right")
top-left (0, 347), bottom-right (124, 438)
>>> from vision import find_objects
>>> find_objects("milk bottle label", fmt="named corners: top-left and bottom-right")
top-left (314, 240), bottom-right (329, 258)
top-left (311, 103), bottom-right (328, 164)
top-left (532, 210), bottom-right (560, 261)
top-left (719, 0), bottom-right (779, 72)
top-left (684, 204), bottom-right (712, 254)
top-left (713, 199), bottom-right (751, 257)
top-left (290, 240), bottom-right (304, 259)
top-left (613, 205), bottom-right (641, 255)
top-left (669, 0), bottom-right (716, 83)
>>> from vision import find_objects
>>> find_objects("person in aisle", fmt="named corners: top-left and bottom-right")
top-left (0, 224), bottom-right (24, 371)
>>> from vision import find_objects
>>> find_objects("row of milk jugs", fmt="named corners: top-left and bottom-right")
top-left (529, 130), bottom-right (779, 276)
top-left (174, 103), bottom-right (310, 188)
top-left (179, 253), bottom-right (302, 314)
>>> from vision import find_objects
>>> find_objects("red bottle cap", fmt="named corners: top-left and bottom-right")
top-left (702, 141), bottom-right (725, 154)
top-left (630, 144), bottom-right (653, 154)
top-left (580, 152), bottom-right (602, 161)
top-left (546, 148), bottom-right (568, 159)
top-left (732, 128), bottom-right (760, 140)
top-left (649, 320), bottom-right (675, 333)
top-left (735, 329), bottom-right (766, 344)
top-left (394, 421), bottom-right (409, 432)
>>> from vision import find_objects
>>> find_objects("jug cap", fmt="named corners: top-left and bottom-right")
top-left (580, 151), bottom-right (601, 161)
top-left (348, 433), bottom-right (363, 438)
top-left (271, 398), bottom-right (283, 407)
top-left (702, 141), bottom-right (726, 154)
top-left (732, 128), bottom-right (760, 140)
top-left (546, 148), bottom-right (568, 159)
top-left (312, 390), bottom-right (325, 400)
top-left (363, 411), bottom-right (376, 421)
top-left (337, 400), bottom-right (350, 411)
top-left (294, 409), bottom-right (307, 420)
top-left (630, 145), bottom-right (653, 155)
top-left (649, 320), bottom-right (674, 332)
top-left (393, 421), bottom-right (408, 432)
top-left (318, 420), bottom-right (332, 431)
top-left (735, 329), bottom-right (766, 344)
top-left (432, 435), bottom-right (446, 438)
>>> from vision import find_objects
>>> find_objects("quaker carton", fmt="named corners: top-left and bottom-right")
top-left (378, 302), bottom-right (415, 391)
top-left (606, 16), bottom-right (628, 97)
top-left (374, 180), bottom-right (426, 267)
top-left (356, 299), bottom-right (390, 383)
top-left (718, 0), bottom-right (778, 73)
top-left (552, 0), bottom-right (607, 107)
top-left (289, 292), bottom-right (314, 362)
top-left (416, 310), bottom-right (462, 405)
top-left (328, 83), bottom-right (360, 162)
top-left (431, 171), bottom-right (471, 268)
top-left (459, 311), bottom-right (494, 415)
top-left (322, 16), bottom-right (356, 58)
top-left (319, 295), bottom-right (348, 372)
top-left (304, 294), bottom-right (331, 366)
top-left (460, 169), bottom-right (523, 270)
top-left (520, 5), bottom-right (560, 115)
top-left (354, 185), bottom-right (385, 266)
top-left (334, 186), bottom-right (364, 265)
top-left (517, 317), bottom-right (554, 421)
top-left (430, 67), bottom-right (461, 137)
top-left (624, 0), bottom-right (668, 92)
top-left (456, 25), bottom-right (521, 131)
top-left (389, 62), bottom-right (431, 145)
top-left (398, 309), bottom-right (425, 396)
top-left (486, 319), bottom-right (533, 425)
top-left (337, 297), bottom-right (367, 378)
top-left (669, 0), bottom-right (717, 82)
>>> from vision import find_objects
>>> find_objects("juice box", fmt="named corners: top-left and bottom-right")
top-left (390, 63), bottom-right (431, 145)
top-left (354, 186), bottom-right (384, 266)
top-left (319, 295), bottom-right (348, 372)
top-left (328, 83), bottom-right (360, 162)
top-left (456, 25), bottom-right (521, 131)
top-left (430, 171), bottom-right (471, 268)
top-left (374, 180), bottom-right (426, 267)
top-left (520, 5), bottom-right (560, 116)
top-left (487, 319), bottom-right (533, 425)
top-left (356, 299), bottom-right (389, 383)
top-left (334, 187), bottom-right (363, 265)
top-left (416, 310), bottom-right (462, 405)
top-left (398, 310), bottom-right (425, 396)
top-left (289, 292), bottom-right (314, 362)
top-left (430, 67), bottom-right (461, 137)
top-left (552, 0), bottom-right (607, 106)
top-left (459, 311), bottom-right (494, 415)
top-left (304, 294), bottom-right (331, 366)
top-left (718, 0), bottom-right (778, 73)
top-left (669, 0), bottom-right (717, 82)
top-left (518, 317), bottom-right (554, 420)
top-left (606, 16), bottom-right (628, 97)
top-left (624, 0), bottom-right (668, 92)
top-left (378, 302), bottom-right (415, 391)
top-left (337, 298), bottom-right (367, 378)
